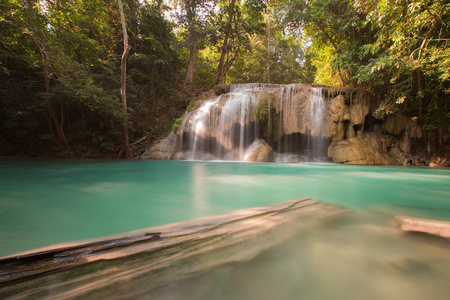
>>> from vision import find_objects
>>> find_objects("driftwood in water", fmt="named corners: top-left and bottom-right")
top-left (396, 216), bottom-right (450, 238)
top-left (0, 233), bottom-right (161, 284)
top-left (0, 199), bottom-right (346, 289)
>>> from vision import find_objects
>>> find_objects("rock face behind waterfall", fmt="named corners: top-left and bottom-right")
top-left (142, 83), bottom-right (431, 165)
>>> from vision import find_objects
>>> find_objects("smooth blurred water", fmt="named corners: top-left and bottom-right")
top-left (0, 159), bottom-right (449, 257)
top-left (140, 212), bottom-right (450, 300)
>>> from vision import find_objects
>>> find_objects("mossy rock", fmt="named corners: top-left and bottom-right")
top-left (254, 91), bottom-right (273, 122)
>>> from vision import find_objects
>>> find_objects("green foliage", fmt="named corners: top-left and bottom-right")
top-left (359, 0), bottom-right (450, 143)
top-left (253, 92), bottom-right (272, 121)
top-left (1, 0), bottom-right (448, 157)
top-left (253, 91), bottom-right (279, 139)
top-left (0, 0), bottom-right (186, 157)
top-left (280, 0), bottom-right (450, 151)
top-left (172, 117), bottom-right (183, 132)
top-left (227, 22), bottom-right (316, 84)
top-left (309, 43), bottom-right (340, 86)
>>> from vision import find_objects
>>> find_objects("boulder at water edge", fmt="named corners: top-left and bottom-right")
top-left (244, 139), bottom-right (274, 162)
top-left (141, 132), bottom-right (178, 160)
top-left (328, 132), bottom-right (398, 165)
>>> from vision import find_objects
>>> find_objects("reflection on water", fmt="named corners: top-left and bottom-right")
top-left (192, 163), bottom-right (208, 216)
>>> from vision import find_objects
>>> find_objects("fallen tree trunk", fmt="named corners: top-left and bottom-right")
top-left (396, 216), bottom-right (450, 238)
top-left (131, 136), bottom-right (147, 146)
top-left (0, 199), bottom-right (346, 286)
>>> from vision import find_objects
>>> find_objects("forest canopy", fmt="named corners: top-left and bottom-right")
top-left (0, 0), bottom-right (448, 158)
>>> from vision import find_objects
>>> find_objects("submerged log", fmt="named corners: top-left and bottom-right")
top-left (0, 199), bottom-right (346, 288)
top-left (396, 216), bottom-right (450, 238)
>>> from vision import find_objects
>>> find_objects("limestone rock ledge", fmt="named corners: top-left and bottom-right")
top-left (141, 131), bottom-right (178, 160)
top-left (328, 132), bottom-right (398, 165)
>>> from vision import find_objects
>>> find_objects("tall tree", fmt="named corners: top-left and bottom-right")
top-left (280, 0), bottom-right (370, 87)
top-left (226, 22), bottom-right (315, 84)
top-left (118, 0), bottom-right (131, 158)
top-left (211, 0), bottom-right (237, 86)
top-left (173, 0), bottom-right (213, 85)
top-left (210, 0), bottom-right (266, 87)
top-left (24, 0), bottom-right (71, 152)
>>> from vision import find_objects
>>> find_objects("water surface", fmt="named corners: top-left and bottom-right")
top-left (0, 160), bottom-right (449, 257)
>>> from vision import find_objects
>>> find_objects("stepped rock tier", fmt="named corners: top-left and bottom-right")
top-left (142, 83), bottom-right (422, 164)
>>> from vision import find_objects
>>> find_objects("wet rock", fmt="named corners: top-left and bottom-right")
top-left (429, 157), bottom-right (449, 168)
top-left (213, 84), bottom-right (230, 95)
top-left (328, 95), bottom-right (349, 142)
top-left (198, 89), bottom-right (217, 100)
top-left (244, 139), bottom-right (274, 162)
top-left (141, 132), bottom-right (178, 160)
top-left (328, 132), bottom-right (398, 165)
top-left (349, 97), bottom-right (370, 125)
top-left (332, 121), bottom-right (345, 142)
top-left (346, 124), bottom-right (356, 139)
top-left (383, 113), bottom-right (422, 138)
top-left (329, 95), bottom-right (347, 123)
top-left (172, 151), bottom-right (186, 160)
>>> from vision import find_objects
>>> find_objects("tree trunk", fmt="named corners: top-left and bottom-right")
top-left (26, 0), bottom-right (71, 152)
top-left (417, 70), bottom-right (424, 120)
top-left (337, 67), bottom-right (345, 87)
top-left (185, 45), bottom-right (197, 85)
top-left (211, 0), bottom-right (237, 88)
top-left (118, 0), bottom-right (131, 158)
top-left (267, 16), bottom-right (271, 84)
top-left (42, 62), bottom-right (70, 150)
top-left (211, 34), bottom-right (229, 87)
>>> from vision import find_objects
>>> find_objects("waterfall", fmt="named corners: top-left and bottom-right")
top-left (306, 87), bottom-right (327, 161)
top-left (281, 85), bottom-right (296, 152)
top-left (178, 84), bottom-right (330, 162)
top-left (216, 88), bottom-right (258, 160)
top-left (185, 98), bottom-right (220, 160)
top-left (181, 84), bottom-right (260, 160)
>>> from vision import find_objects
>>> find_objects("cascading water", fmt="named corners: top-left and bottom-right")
top-left (181, 84), bottom-right (261, 160)
top-left (216, 85), bottom-right (259, 159)
top-left (178, 84), bottom-right (330, 162)
top-left (306, 87), bottom-right (327, 161)
top-left (277, 84), bottom-right (297, 153)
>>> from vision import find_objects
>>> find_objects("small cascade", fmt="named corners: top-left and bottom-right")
top-left (180, 84), bottom-right (260, 160)
top-left (277, 84), bottom-right (297, 153)
top-left (216, 87), bottom-right (259, 160)
top-left (187, 99), bottom-right (219, 159)
top-left (177, 84), bottom-right (331, 162)
top-left (306, 87), bottom-right (327, 161)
